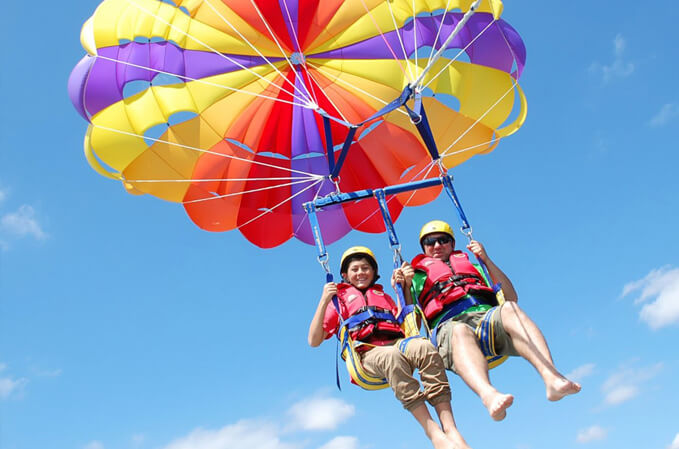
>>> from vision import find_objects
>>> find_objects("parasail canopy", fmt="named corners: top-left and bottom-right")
top-left (68, 0), bottom-right (527, 248)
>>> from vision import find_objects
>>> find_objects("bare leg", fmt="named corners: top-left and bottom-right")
top-left (500, 302), bottom-right (581, 401)
top-left (410, 403), bottom-right (456, 449)
top-left (451, 325), bottom-right (514, 421)
top-left (434, 401), bottom-right (471, 449)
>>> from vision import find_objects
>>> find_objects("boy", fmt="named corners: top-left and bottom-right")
top-left (308, 246), bottom-right (470, 449)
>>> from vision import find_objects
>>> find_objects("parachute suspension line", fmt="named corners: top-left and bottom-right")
top-left (124, 0), bottom-right (312, 106)
top-left (182, 178), bottom-right (321, 204)
top-left (359, 0), bottom-right (413, 83)
top-left (439, 78), bottom-right (518, 156)
top-left (279, 0), bottom-right (320, 105)
top-left (201, 0), bottom-right (315, 106)
top-left (439, 174), bottom-right (497, 292)
top-left (307, 72), bottom-right (352, 125)
top-left (425, 0), bottom-right (456, 69)
top-left (234, 178), bottom-right (324, 231)
top-left (423, 17), bottom-right (496, 90)
top-left (91, 124), bottom-right (323, 178)
top-left (92, 55), bottom-right (309, 108)
top-left (246, 0), bottom-right (316, 105)
top-left (306, 63), bottom-right (410, 120)
top-left (410, 0), bottom-right (482, 89)
top-left (126, 176), bottom-right (312, 183)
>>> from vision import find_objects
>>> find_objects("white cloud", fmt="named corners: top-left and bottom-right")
top-left (649, 103), bottom-right (679, 127)
top-left (668, 433), bottom-right (679, 449)
top-left (161, 421), bottom-right (299, 449)
top-left (576, 425), bottom-right (607, 443)
top-left (318, 436), bottom-right (359, 449)
top-left (0, 375), bottom-right (28, 399)
top-left (132, 434), bottom-right (145, 447)
top-left (601, 362), bottom-right (662, 406)
top-left (589, 33), bottom-right (634, 82)
top-left (286, 396), bottom-right (355, 431)
top-left (567, 363), bottom-right (595, 382)
top-left (0, 189), bottom-right (6, 203)
top-left (1, 205), bottom-right (47, 240)
top-left (621, 266), bottom-right (679, 329)
top-left (83, 442), bottom-right (104, 449)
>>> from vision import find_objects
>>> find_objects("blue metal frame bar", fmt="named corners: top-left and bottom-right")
top-left (309, 176), bottom-right (445, 209)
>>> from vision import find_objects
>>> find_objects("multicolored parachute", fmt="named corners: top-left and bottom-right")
top-left (68, 0), bottom-right (526, 248)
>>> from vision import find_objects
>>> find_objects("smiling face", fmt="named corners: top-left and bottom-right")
top-left (342, 257), bottom-right (376, 290)
top-left (422, 232), bottom-right (455, 261)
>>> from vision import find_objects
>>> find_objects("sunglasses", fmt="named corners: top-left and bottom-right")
top-left (422, 235), bottom-right (453, 246)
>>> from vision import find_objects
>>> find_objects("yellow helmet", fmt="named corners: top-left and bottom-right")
top-left (340, 246), bottom-right (378, 275)
top-left (419, 220), bottom-right (454, 246)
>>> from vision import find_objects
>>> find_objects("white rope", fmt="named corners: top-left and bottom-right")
top-left (302, 64), bottom-right (352, 124)
top-left (125, 176), bottom-right (313, 183)
top-left (423, 18), bottom-right (496, 90)
top-left (425, 0), bottom-right (455, 68)
top-left (182, 178), bottom-right (318, 204)
top-left (94, 54), bottom-right (308, 108)
top-left (246, 0), bottom-right (316, 105)
top-left (410, 0), bottom-right (481, 89)
top-left (235, 178), bottom-right (324, 230)
top-left (202, 0), bottom-right (315, 106)
top-left (92, 124), bottom-right (324, 178)
top-left (306, 62), bottom-right (410, 119)
top-left (124, 0), bottom-right (311, 105)
top-left (279, 0), bottom-right (322, 105)
top-left (440, 78), bottom-right (518, 155)
top-left (382, 0), bottom-right (415, 82)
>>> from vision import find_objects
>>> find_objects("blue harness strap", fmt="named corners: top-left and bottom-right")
top-left (429, 296), bottom-right (487, 346)
top-left (440, 174), bottom-right (501, 293)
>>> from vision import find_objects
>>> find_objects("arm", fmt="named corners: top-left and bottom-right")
top-left (307, 282), bottom-right (337, 347)
top-left (467, 240), bottom-right (518, 302)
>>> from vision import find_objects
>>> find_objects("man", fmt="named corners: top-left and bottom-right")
top-left (409, 220), bottom-right (580, 421)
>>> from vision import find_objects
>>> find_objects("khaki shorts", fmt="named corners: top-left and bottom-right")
top-left (436, 304), bottom-right (518, 373)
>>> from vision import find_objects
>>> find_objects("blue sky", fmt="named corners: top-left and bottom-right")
top-left (1, 2), bottom-right (679, 449)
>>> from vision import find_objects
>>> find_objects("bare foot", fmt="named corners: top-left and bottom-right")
top-left (483, 392), bottom-right (514, 421)
top-left (547, 377), bottom-right (581, 401)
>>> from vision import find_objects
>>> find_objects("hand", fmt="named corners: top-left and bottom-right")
top-left (391, 268), bottom-right (405, 289)
top-left (322, 282), bottom-right (337, 303)
top-left (467, 240), bottom-right (488, 262)
top-left (401, 261), bottom-right (414, 287)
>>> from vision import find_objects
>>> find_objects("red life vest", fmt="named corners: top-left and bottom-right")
top-left (412, 251), bottom-right (496, 320)
top-left (332, 283), bottom-right (405, 343)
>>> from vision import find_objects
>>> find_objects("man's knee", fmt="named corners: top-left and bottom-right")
top-left (451, 323), bottom-right (476, 342)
